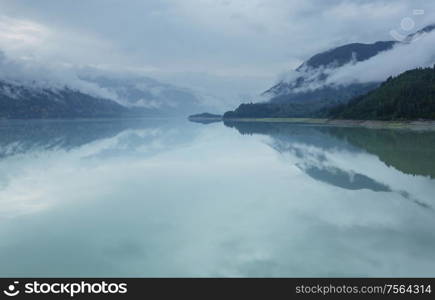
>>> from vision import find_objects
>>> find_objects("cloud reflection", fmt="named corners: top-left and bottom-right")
top-left (0, 120), bottom-right (434, 277)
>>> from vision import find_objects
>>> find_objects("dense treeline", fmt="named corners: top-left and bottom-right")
top-left (223, 99), bottom-right (342, 119)
top-left (223, 83), bottom-right (376, 119)
top-left (223, 102), bottom-right (317, 118)
top-left (329, 66), bottom-right (435, 120)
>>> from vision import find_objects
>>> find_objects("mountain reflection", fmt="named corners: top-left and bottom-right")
top-left (224, 121), bottom-right (435, 179)
top-left (324, 127), bottom-right (435, 179)
top-left (304, 166), bottom-right (391, 192)
top-left (0, 118), bottom-right (198, 159)
top-left (224, 121), bottom-right (435, 209)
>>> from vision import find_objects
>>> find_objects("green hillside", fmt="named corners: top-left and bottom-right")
top-left (329, 66), bottom-right (435, 120)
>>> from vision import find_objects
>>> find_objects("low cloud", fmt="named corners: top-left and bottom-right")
top-left (0, 51), bottom-right (119, 101)
top-left (271, 28), bottom-right (435, 95)
top-left (326, 30), bottom-right (435, 85)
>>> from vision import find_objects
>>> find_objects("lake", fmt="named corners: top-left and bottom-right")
top-left (0, 118), bottom-right (434, 277)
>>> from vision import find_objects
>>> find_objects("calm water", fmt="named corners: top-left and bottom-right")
top-left (0, 118), bottom-right (434, 277)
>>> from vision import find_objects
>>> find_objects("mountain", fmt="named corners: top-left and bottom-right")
top-left (0, 80), bottom-right (127, 119)
top-left (296, 41), bottom-right (397, 71)
top-left (328, 66), bottom-right (435, 120)
top-left (265, 41), bottom-right (395, 98)
top-left (0, 48), bottom-right (213, 119)
top-left (224, 24), bottom-right (435, 119)
top-left (80, 74), bottom-right (209, 117)
top-left (0, 73), bottom-right (213, 119)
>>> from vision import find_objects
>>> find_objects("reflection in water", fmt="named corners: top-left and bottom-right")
top-left (225, 121), bottom-right (435, 210)
top-left (188, 119), bottom-right (222, 125)
top-left (303, 166), bottom-right (391, 192)
top-left (0, 118), bottom-right (197, 158)
top-left (0, 119), bottom-right (434, 277)
top-left (321, 127), bottom-right (435, 179)
top-left (225, 121), bottom-right (435, 179)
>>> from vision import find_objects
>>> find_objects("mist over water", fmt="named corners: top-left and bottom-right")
top-left (0, 118), bottom-right (434, 277)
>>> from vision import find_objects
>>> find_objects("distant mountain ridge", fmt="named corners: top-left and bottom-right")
top-left (296, 41), bottom-right (396, 71)
top-left (0, 63), bottom-right (212, 119)
top-left (265, 24), bottom-right (435, 101)
top-left (0, 80), bottom-right (127, 119)
top-left (80, 74), bottom-right (208, 116)
top-left (262, 41), bottom-right (397, 104)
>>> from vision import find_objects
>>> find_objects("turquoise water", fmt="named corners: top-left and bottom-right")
top-left (0, 118), bottom-right (434, 277)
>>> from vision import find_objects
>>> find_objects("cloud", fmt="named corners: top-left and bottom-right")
top-left (0, 0), bottom-right (434, 103)
top-left (326, 31), bottom-right (435, 85)
top-left (271, 26), bottom-right (435, 95)
top-left (0, 16), bottom-right (49, 49)
top-left (0, 50), bottom-right (119, 101)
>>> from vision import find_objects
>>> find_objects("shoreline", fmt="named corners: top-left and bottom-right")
top-left (188, 117), bottom-right (222, 121)
top-left (221, 118), bottom-right (435, 131)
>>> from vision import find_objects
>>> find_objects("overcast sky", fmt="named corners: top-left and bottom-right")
top-left (0, 0), bottom-right (434, 103)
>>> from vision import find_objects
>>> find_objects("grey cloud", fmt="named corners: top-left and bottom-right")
top-left (0, 0), bottom-right (434, 104)
top-left (0, 50), bottom-right (119, 100)
top-left (326, 31), bottom-right (435, 85)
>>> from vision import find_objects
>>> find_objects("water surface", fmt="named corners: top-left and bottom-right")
top-left (0, 118), bottom-right (434, 277)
